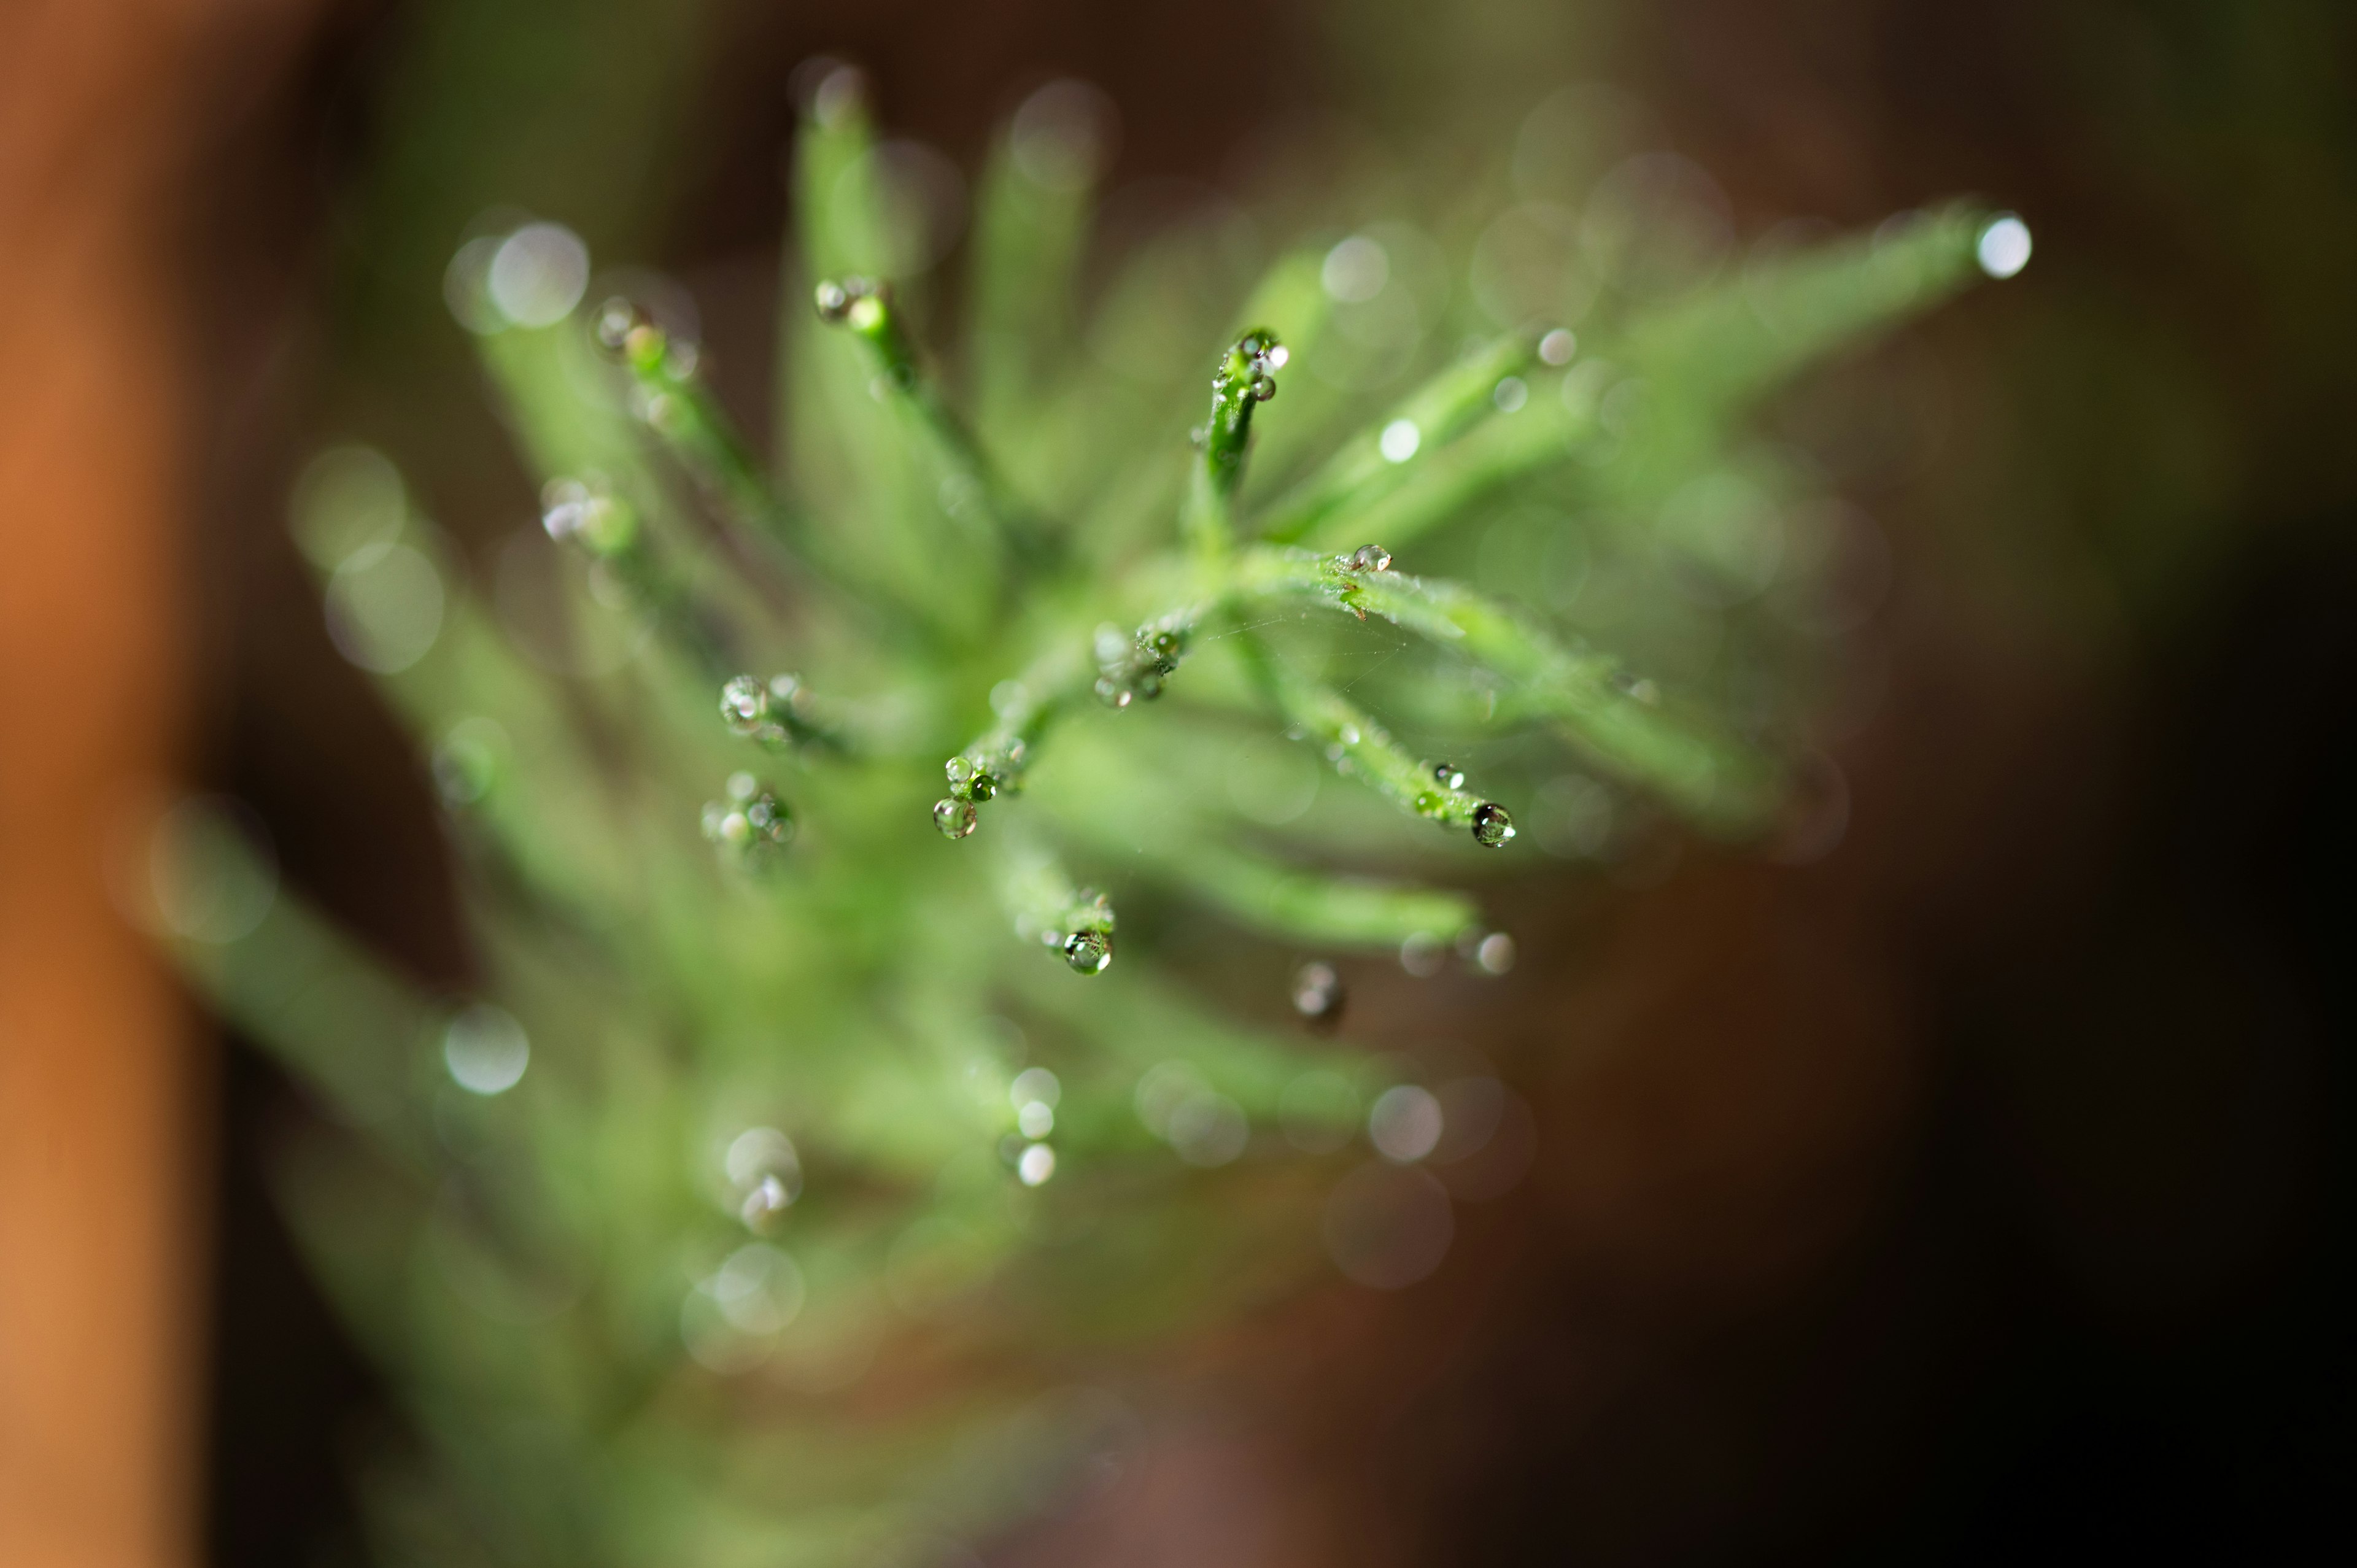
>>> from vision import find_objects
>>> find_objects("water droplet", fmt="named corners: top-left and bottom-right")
top-left (1017, 1142), bottom-right (1058, 1186)
top-left (1471, 802), bottom-right (1517, 848)
top-left (1248, 373), bottom-right (1277, 402)
top-left (1976, 214), bottom-right (2032, 279)
top-left (1012, 1066), bottom-right (1061, 1110)
top-left (1062, 929), bottom-right (1113, 975)
top-left (1094, 678), bottom-right (1133, 709)
top-left (593, 297), bottom-right (642, 352)
top-left (1266, 344), bottom-right (1291, 371)
top-left (444, 1003), bottom-right (529, 1095)
top-left (1379, 419), bottom-right (1421, 463)
top-left (1413, 790), bottom-right (1444, 817)
top-left (743, 793), bottom-right (792, 846)
top-left (934, 798), bottom-right (978, 840)
top-left (1348, 544), bottom-right (1393, 573)
top-left (813, 280), bottom-right (851, 322)
top-left (719, 674), bottom-right (769, 735)
top-left (1431, 760), bottom-right (1466, 791)
top-left (487, 222), bottom-right (589, 328)
top-left (740, 1175), bottom-right (793, 1233)
top-left (1538, 327), bottom-right (1577, 365)
top-left (1474, 932), bottom-right (1517, 975)
top-left (1291, 961), bottom-right (1345, 1027)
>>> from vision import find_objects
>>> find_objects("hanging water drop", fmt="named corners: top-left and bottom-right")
top-left (1291, 961), bottom-right (1345, 1028)
top-left (813, 280), bottom-right (851, 323)
top-left (1248, 373), bottom-right (1278, 403)
top-left (934, 798), bottom-right (978, 840)
top-left (945, 756), bottom-right (997, 801)
top-left (1471, 802), bottom-right (1516, 848)
top-left (1096, 678), bottom-right (1134, 709)
top-left (1431, 760), bottom-right (1466, 791)
top-left (1349, 544), bottom-right (1393, 573)
top-left (1414, 790), bottom-right (1444, 818)
top-left (1062, 929), bottom-right (1113, 975)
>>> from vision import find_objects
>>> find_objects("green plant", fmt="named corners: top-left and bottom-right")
top-left (165, 66), bottom-right (2020, 1567)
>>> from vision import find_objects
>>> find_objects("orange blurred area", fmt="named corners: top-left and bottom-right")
top-left (1, 3), bottom-right (312, 1563)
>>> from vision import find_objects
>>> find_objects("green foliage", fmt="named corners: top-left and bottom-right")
top-left (171, 64), bottom-right (2014, 1568)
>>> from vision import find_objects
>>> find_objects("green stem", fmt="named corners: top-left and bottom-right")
top-left (824, 278), bottom-right (1050, 568)
top-left (1235, 545), bottom-right (1779, 833)
top-left (1183, 328), bottom-right (1283, 557)
top-left (611, 312), bottom-right (800, 546)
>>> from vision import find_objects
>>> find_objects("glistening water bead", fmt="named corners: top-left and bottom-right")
top-left (1348, 544), bottom-right (1393, 573)
top-left (703, 788), bottom-right (794, 860)
top-left (1062, 929), bottom-right (1113, 975)
top-left (945, 757), bottom-right (997, 801)
top-left (1471, 802), bottom-right (1516, 848)
top-left (934, 798), bottom-right (978, 840)
top-left (1431, 761), bottom-right (1466, 791)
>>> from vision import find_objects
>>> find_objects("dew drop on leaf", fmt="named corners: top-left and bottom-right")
top-left (1062, 929), bottom-right (1113, 975)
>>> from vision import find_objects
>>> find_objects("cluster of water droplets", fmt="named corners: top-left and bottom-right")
top-left (1406, 758), bottom-right (1516, 848)
top-left (812, 275), bottom-right (885, 330)
top-left (1093, 614), bottom-right (1191, 709)
top-left (700, 771), bottom-right (794, 865)
top-left (719, 673), bottom-right (818, 749)
top-left (1291, 961), bottom-right (1345, 1028)
top-left (590, 296), bottom-right (708, 433)
top-left (1000, 1067), bottom-right (1062, 1186)
top-left (1191, 330), bottom-right (1287, 458)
